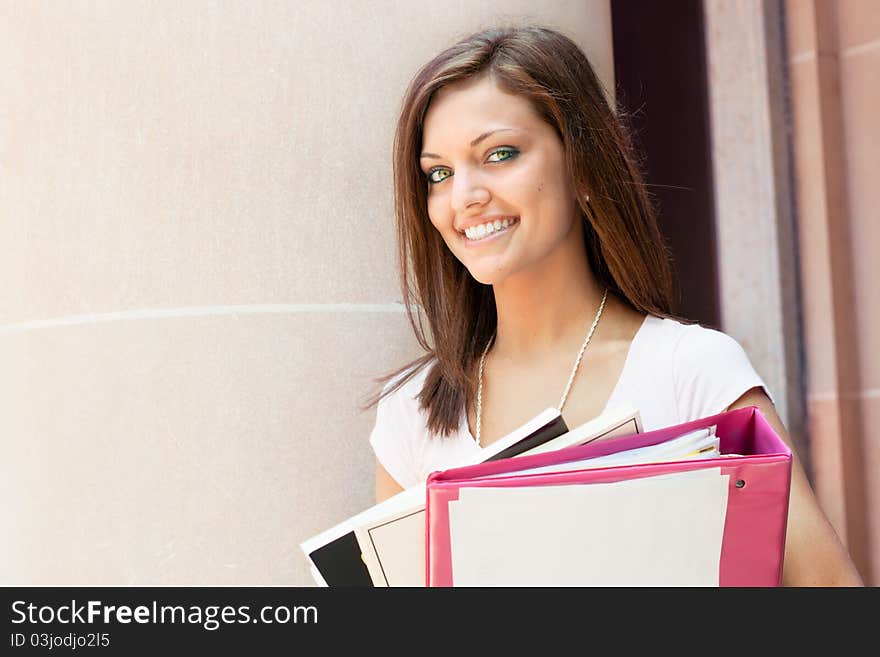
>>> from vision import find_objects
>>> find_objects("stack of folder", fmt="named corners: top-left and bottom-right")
top-left (301, 405), bottom-right (642, 586)
top-left (426, 406), bottom-right (792, 586)
top-left (302, 405), bottom-right (791, 586)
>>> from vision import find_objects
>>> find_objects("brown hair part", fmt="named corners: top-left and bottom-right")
top-left (364, 25), bottom-right (677, 437)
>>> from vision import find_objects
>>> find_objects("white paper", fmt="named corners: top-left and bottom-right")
top-left (447, 468), bottom-right (729, 586)
top-left (475, 428), bottom-right (719, 480)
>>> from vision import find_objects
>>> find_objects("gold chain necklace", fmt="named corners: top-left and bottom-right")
top-left (474, 289), bottom-right (608, 446)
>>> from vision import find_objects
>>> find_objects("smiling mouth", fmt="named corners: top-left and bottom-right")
top-left (461, 217), bottom-right (519, 242)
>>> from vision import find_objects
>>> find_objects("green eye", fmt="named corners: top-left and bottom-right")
top-left (487, 147), bottom-right (518, 163)
top-left (427, 168), bottom-right (451, 184)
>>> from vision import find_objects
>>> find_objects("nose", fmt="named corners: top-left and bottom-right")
top-left (450, 167), bottom-right (490, 215)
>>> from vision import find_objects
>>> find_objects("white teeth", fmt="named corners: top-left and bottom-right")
top-left (464, 218), bottom-right (515, 240)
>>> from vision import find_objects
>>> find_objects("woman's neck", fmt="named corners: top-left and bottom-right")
top-left (490, 240), bottom-right (610, 363)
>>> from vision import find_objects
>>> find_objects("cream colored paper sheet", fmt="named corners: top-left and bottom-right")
top-left (447, 468), bottom-right (729, 586)
top-left (354, 506), bottom-right (426, 587)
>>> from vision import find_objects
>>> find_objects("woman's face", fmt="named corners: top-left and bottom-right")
top-left (420, 74), bottom-right (581, 286)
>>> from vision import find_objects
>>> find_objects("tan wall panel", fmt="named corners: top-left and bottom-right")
top-left (0, 0), bottom-right (612, 324)
top-left (2, 1), bottom-right (614, 584)
top-left (785, 0), bottom-right (817, 57)
top-left (0, 312), bottom-right (419, 584)
top-left (788, 58), bottom-right (837, 393)
top-left (860, 396), bottom-right (880, 582)
top-left (703, 0), bottom-right (804, 440)
top-left (785, 0), bottom-right (879, 581)
top-left (838, 2), bottom-right (880, 582)
top-left (836, 0), bottom-right (880, 49)
top-left (840, 49), bottom-right (880, 389)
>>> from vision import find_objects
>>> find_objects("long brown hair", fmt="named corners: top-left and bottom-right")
top-left (364, 25), bottom-right (676, 437)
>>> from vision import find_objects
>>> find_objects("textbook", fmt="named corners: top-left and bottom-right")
top-left (353, 404), bottom-right (641, 587)
top-left (306, 404), bottom-right (641, 587)
top-left (301, 406), bottom-right (567, 586)
top-left (301, 404), bottom-right (642, 586)
top-left (425, 406), bottom-right (792, 586)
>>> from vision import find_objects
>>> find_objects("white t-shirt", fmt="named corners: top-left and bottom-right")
top-left (369, 315), bottom-right (771, 489)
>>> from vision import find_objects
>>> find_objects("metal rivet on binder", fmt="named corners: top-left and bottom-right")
top-left (735, 479), bottom-right (746, 488)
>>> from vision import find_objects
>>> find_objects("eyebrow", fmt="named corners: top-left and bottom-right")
top-left (420, 128), bottom-right (515, 160)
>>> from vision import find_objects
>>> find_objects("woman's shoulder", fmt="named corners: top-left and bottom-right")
top-left (621, 314), bottom-right (749, 387)
top-left (643, 315), bottom-right (772, 413)
top-left (641, 315), bottom-right (747, 358)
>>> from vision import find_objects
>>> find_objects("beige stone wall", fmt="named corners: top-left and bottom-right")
top-left (785, 0), bottom-right (879, 584)
top-left (0, 1), bottom-right (613, 585)
top-left (703, 0), bottom-right (805, 454)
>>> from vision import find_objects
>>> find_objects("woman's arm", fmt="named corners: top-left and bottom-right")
top-left (375, 459), bottom-right (405, 503)
top-left (727, 387), bottom-right (864, 586)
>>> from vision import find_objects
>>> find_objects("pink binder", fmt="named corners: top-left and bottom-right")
top-left (425, 406), bottom-right (792, 586)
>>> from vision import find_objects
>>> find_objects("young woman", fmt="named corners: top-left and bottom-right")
top-left (366, 25), bottom-right (863, 586)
